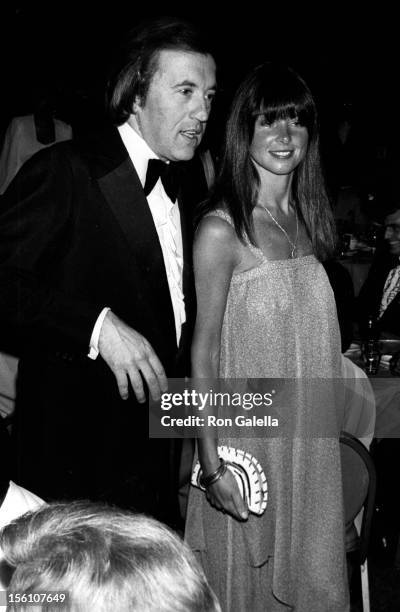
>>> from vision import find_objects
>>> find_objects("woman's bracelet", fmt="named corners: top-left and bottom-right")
top-left (200, 459), bottom-right (227, 488)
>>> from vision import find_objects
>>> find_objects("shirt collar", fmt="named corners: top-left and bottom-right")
top-left (117, 122), bottom-right (160, 187)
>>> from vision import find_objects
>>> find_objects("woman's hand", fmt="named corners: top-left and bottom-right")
top-left (205, 468), bottom-right (249, 521)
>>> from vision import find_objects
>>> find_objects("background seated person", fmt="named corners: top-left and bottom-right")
top-left (357, 203), bottom-right (400, 338)
top-left (0, 501), bottom-right (221, 612)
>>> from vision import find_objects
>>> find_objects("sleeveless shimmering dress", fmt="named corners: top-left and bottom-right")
top-left (185, 211), bottom-right (349, 612)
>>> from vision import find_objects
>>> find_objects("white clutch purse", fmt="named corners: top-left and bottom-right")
top-left (191, 445), bottom-right (268, 515)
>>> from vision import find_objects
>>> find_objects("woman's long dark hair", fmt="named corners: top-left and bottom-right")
top-left (202, 62), bottom-right (336, 260)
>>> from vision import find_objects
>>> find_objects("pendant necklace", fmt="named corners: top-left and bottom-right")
top-left (259, 203), bottom-right (299, 258)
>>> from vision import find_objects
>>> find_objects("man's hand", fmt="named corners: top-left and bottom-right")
top-left (98, 311), bottom-right (167, 402)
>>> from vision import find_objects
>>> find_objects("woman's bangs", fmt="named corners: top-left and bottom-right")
top-left (257, 98), bottom-right (313, 128)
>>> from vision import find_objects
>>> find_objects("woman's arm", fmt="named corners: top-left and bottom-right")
top-left (192, 215), bottom-right (248, 520)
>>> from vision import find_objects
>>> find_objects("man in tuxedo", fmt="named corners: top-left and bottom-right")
top-left (0, 17), bottom-right (217, 527)
top-left (358, 204), bottom-right (400, 338)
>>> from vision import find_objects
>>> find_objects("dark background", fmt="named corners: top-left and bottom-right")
top-left (1, 2), bottom-right (398, 199)
top-left (1, 4), bottom-right (396, 118)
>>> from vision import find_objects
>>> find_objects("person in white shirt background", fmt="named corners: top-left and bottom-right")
top-left (0, 83), bottom-right (73, 195)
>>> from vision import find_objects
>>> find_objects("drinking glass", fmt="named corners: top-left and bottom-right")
top-left (362, 339), bottom-right (381, 375)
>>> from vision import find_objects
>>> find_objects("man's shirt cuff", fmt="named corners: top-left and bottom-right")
top-left (88, 307), bottom-right (111, 360)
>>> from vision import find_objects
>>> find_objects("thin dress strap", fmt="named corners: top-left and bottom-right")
top-left (204, 209), bottom-right (234, 227)
top-left (204, 210), bottom-right (266, 263)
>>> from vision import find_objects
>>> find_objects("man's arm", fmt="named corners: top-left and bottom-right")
top-left (0, 145), bottom-right (167, 402)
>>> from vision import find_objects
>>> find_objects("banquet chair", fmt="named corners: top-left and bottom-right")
top-left (340, 432), bottom-right (377, 612)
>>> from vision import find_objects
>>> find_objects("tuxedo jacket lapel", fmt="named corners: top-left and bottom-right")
top-left (178, 191), bottom-right (192, 292)
top-left (86, 126), bottom-right (198, 352)
top-left (177, 184), bottom-right (196, 359)
top-left (97, 157), bottom-right (165, 277)
top-left (92, 127), bottom-right (176, 337)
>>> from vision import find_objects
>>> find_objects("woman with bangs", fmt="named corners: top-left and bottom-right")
top-left (185, 63), bottom-right (349, 611)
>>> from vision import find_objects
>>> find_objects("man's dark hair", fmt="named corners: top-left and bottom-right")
top-left (106, 16), bottom-right (213, 125)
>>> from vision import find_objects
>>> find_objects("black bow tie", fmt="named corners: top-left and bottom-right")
top-left (144, 159), bottom-right (180, 202)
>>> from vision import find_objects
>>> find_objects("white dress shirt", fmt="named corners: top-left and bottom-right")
top-left (88, 123), bottom-right (185, 358)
